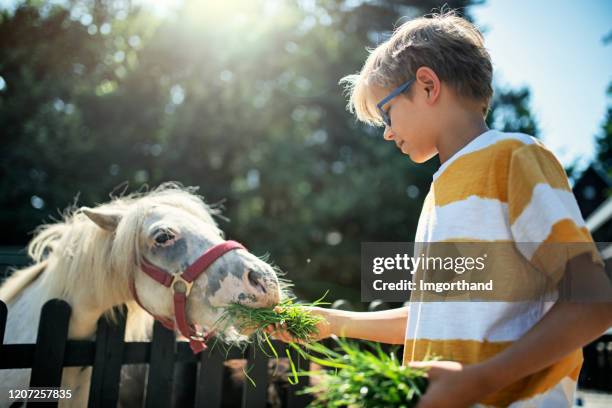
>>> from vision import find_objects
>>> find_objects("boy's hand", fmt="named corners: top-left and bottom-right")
top-left (409, 361), bottom-right (494, 408)
top-left (263, 306), bottom-right (333, 344)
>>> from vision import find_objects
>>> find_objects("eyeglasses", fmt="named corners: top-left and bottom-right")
top-left (376, 78), bottom-right (415, 128)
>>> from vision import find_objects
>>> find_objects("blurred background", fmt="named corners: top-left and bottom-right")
top-left (0, 0), bottom-right (610, 305)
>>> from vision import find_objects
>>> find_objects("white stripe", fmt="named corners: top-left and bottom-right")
top-left (417, 196), bottom-right (511, 242)
top-left (406, 301), bottom-right (554, 342)
top-left (512, 184), bottom-right (586, 259)
top-left (433, 130), bottom-right (537, 180)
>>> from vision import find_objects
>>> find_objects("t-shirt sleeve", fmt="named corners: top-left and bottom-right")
top-left (507, 142), bottom-right (604, 284)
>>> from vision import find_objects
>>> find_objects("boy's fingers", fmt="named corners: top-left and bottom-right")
top-left (264, 322), bottom-right (297, 343)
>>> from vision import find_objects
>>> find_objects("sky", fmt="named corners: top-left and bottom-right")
top-left (471, 0), bottom-right (612, 169)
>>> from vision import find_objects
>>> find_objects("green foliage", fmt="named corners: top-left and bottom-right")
top-left (290, 337), bottom-right (429, 408)
top-left (214, 290), bottom-right (330, 345)
top-left (486, 87), bottom-right (539, 137)
top-left (594, 82), bottom-right (612, 176)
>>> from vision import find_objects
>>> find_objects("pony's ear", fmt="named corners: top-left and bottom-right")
top-left (82, 207), bottom-right (122, 231)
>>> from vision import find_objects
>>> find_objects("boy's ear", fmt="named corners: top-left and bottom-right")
top-left (81, 207), bottom-right (122, 231)
top-left (415, 66), bottom-right (440, 103)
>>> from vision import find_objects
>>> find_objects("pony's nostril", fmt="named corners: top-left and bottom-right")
top-left (247, 270), bottom-right (267, 294)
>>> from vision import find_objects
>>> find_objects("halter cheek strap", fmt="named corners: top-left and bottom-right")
top-left (130, 240), bottom-right (246, 353)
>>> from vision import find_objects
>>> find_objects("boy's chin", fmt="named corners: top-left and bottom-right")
top-left (406, 152), bottom-right (429, 163)
top-left (407, 149), bottom-right (437, 163)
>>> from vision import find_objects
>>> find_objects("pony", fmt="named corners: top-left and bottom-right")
top-left (0, 183), bottom-right (284, 407)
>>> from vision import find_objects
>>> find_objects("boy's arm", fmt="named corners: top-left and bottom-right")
top-left (329, 306), bottom-right (409, 344)
top-left (268, 305), bottom-right (409, 345)
top-left (412, 254), bottom-right (612, 408)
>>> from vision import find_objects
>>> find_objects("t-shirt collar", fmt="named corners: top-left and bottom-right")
top-left (432, 129), bottom-right (496, 181)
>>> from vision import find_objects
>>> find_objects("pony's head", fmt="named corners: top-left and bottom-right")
top-left (79, 184), bottom-right (283, 340)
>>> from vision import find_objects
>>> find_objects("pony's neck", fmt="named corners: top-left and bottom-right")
top-left (68, 307), bottom-right (109, 339)
top-left (42, 265), bottom-right (132, 340)
top-left (70, 288), bottom-right (132, 340)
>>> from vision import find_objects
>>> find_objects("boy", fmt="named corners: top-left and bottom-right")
top-left (266, 11), bottom-right (612, 408)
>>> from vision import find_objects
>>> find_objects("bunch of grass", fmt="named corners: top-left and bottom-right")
top-left (213, 290), bottom-right (330, 346)
top-left (289, 336), bottom-right (429, 408)
top-left (211, 291), bottom-right (330, 385)
top-left (213, 292), bottom-right (428, 406)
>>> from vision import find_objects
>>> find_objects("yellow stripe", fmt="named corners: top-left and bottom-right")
top-left (434, 141), bottom-right (573, 221)
top-left (508, 144), bottom-right (572, 224)
top-left (529, 219), bottom-right (604, 282)
top-left (403, 338), bottom-right (582, 407)
top-left (542, 219), bottom-right (593, 243)
top-left (434, 139), bottom-right (526, 206)
top-left (403, 338), bottom-right (511, 364)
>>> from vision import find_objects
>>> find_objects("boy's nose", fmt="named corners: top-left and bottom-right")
top-left (383, 126), bottom-right (395, 141)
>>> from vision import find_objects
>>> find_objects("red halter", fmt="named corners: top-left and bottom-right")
top-left (129, 240), bottom-right (246, 353)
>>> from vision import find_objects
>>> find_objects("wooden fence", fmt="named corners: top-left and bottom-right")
top-left (0, 298), bottom-right (317, 407)
top-left (0, 297), bottom-right (406, 407)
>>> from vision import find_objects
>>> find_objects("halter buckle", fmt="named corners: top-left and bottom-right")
top-left (171, 275), bottom-right (194, 296)
top-left (190, 333), bottom-right (205, 341)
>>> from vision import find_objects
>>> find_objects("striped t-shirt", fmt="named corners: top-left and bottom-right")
top-left (402, 129), bottom-right (603, 407)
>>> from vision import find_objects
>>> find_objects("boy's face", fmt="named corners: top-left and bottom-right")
top-left (371, 84), bottom-right (439, 163)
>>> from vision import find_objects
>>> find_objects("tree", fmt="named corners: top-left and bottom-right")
top-left (594, 82), bottom-right (612, 175)
top-left (1, 0), bottom-right (542, 304)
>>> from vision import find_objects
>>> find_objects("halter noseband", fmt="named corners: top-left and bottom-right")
top-left (130, 240), bottom-right (246, 353)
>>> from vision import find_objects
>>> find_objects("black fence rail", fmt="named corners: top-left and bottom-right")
top-left (0, 298), bottom-right (318, 408)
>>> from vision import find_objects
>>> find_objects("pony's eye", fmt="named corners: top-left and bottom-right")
top-left (154, 231), bottom-right (175, 245)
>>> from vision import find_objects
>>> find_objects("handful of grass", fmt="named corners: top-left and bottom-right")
top-left (211, 291), bottom-right (331, 387)
top-left (214, 290), bottom-right (330, 346)
top-left (213, 292), bottom-right (429, 407)
top-left (290, 336), bottom-right (429, 408)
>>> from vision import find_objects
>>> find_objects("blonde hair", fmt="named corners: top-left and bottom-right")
top-left (340, 10), bottom-right (493, 125)
top-left (0, 183), bottom-right (222, 321)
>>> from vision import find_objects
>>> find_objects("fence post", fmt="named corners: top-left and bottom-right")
top-left (28, 299), bottom-right (71, 408)
top-left (241, 344), bottom-right (268, 408)
top-left (330, 299), bottom-right (353, 311)
top-left (320, 299), bottom-right (354, 361)
top-left (87, 306), bottom-right (127, 408)
top-left (367, 299), bottom-right (390, 311)
top-left (284, 342), bottom-right (312, 408)
top-left (0, 300), bottom-right (6, 374)
top-left (144, 322), bottom-right (176, 408)
top-left (172, 360), bottom-right (197, 408)
top-left (194, 346), bottom-right (225, 408)
top-left (0, 300), bottom-right (6, 344)
top-left (367, 300), bottom-right (397, 356)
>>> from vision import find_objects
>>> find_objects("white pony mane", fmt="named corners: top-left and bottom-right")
top-left (12, 182), bottom-right (223, 317)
